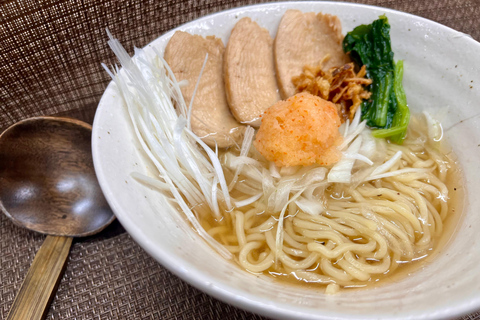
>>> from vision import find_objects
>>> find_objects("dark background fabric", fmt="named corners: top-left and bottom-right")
top-left (1, 0), bottom-right (479, 319)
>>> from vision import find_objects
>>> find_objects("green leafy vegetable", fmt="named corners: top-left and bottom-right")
top-left (343, 15), bottom-right (409, 143)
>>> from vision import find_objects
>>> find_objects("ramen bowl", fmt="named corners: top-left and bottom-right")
top-left (92, 2), bottom-right (480, 319)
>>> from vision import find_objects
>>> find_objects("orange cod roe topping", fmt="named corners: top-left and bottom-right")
top-left (253, 92), bottom-right (343, 167)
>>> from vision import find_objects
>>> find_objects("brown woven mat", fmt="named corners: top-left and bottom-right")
top-left (1, 0), bottom-right (479, 319)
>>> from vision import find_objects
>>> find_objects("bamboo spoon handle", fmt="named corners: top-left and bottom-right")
top-left (7, 235), bottom-right (73, 320)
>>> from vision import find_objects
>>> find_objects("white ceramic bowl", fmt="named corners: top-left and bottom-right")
top-left (92, 2), bottom-right (480, 319)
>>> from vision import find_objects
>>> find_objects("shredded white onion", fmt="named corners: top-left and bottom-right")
top-left (370, 151), bottom-right (402, 176)
top-left (104, 30), bottom-right (233, 258)
top-left (366, 168), bottom-right (430, 181)
top-left (103, 31), bottom-right (447, 272)
top-left (229, 126), bottom-right (255, 191)
top-left (343, 152), bottom-right (374, 165)
top-left (234, 193), bottom-right (263, 208)
top-left (328, 135), bottom-right (363, 183)
top-left (295, 196), bottom-right (324, 216)
top-left (423, 111), bottom-right (444, 142)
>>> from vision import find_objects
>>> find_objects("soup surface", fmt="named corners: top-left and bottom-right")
top-left (197, 114), bottom-right (464, 293)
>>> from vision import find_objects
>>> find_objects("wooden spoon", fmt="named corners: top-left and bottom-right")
top-left (0, 117), bottom-right (115, 320)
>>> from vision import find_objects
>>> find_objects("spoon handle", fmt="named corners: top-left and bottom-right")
top-left (7, 235), bottom-right (73, 320)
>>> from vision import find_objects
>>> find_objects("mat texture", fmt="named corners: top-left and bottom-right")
top-left (1, 0), bottom-right (479, 319)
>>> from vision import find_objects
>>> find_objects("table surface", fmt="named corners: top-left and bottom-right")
top-left (1, 0), bottom-right (479, 319)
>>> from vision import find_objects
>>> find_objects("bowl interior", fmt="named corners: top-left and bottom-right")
top-left (92, 2), bottom-right (480, 319)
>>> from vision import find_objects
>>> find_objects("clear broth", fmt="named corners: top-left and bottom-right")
top-left (196, 130), bottom-right (466, 292)
top-left (265, 157), bottom-right (465, 291)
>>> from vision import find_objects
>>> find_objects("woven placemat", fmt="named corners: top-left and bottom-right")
top-left (1, 0), bottom-right (479, 319)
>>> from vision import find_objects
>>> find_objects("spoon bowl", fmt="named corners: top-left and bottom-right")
top-left (0, 116), bottom-right (114, 236)
top-left (0, 116), bottom-right (115, 320)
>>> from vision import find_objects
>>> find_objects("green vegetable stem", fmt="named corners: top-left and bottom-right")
top-left (343, 15), bottom-right (410, 143)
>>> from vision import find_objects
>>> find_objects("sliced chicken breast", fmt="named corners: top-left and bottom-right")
top-left (274, 9), bottom-right (350, 99)
top-left (224, 17), bottom-right (280, 127)
top-left (164, 31), bottom-right (245, 148)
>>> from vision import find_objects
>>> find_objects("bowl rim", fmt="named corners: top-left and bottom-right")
top-left (92, 2), bottom-right (480, 319)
